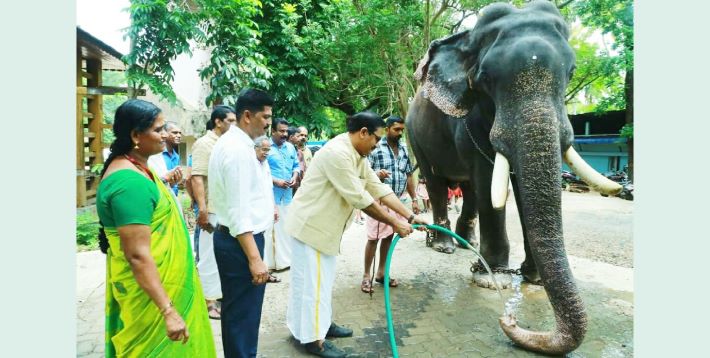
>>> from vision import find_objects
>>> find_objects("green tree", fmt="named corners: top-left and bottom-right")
top-left (574, 0), bottom-right (634, 178)
top-left (197, 0), bottom-right (271, 106)
top-left (565, 23), bottom-right (619, 113)
top-left (123, 0), bottom-right (632, 147)
top-left (123, 0), bottom-right (200, 104)
top-left (101, 70), bottom-right (128, 145)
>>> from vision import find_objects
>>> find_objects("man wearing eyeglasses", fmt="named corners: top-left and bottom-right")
top-left (285, 111), bottom-right (430, 357)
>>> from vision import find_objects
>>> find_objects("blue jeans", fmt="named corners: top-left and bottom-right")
top-left (213, 228), bottom-right (266, 358)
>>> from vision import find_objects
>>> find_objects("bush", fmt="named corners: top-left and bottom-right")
top-left (77, 210), bottom-right (100, 249)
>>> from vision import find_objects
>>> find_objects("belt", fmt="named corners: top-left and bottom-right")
top-left (215, 224), bottom-right (231, 235)
top-left (214, 224), bottom-right (264, 237)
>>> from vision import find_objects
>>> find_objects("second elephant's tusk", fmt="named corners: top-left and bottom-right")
top-left (491, 152), bottom-right (510, 210)
top-left (563, 147), bottom-right (622, 195)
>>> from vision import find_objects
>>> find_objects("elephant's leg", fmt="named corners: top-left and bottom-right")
top-left (471, 162), bottom-right (512, 289)
top-left (511, 175), bottom-right (541, 285)
top-left (454, 181), bottom-right (478, 249)
top-left (424, 174), bottom-right (456, 254)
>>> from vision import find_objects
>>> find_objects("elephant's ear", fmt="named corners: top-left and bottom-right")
top-left (415, 31), bottom-right (477, 118)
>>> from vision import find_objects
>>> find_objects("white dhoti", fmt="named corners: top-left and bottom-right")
top-left (287, 238), bottom-right (336, 344)
top-left (196, 213), bottom-right (222, 300)
top-left (264, 203), bottom-right (293, 270)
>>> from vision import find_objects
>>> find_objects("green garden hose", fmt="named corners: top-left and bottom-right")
top-left (383, 224), bottom-right (499, 357)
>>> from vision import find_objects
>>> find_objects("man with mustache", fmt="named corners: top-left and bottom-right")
top-left (285, 112), bottom-right (429, 357)
top-left (297, 126), bottom-right (313, 170)
top-left (208, 88), bottom-right (274, 357)
top-left (360, 116), bottom-right (420, 294)
top-left (264, 118), bottom-right (301, 277)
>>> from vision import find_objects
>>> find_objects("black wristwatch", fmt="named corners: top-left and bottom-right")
top-left (407, 214), bottom-right (416, 223)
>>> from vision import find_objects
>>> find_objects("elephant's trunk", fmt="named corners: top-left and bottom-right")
top-left (497, 108), bottom-right (587, 355)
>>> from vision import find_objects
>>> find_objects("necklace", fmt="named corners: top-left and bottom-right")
top-left (124, 154), bottom-right (156, 181)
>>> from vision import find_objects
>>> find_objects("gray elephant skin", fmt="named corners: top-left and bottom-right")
top-left (406, 1), bottom-right (621, 355)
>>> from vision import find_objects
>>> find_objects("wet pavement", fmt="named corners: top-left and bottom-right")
top-left (77, 191), bottom-right (633, 357)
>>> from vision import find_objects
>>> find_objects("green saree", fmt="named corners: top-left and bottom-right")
top-left (97, 169), bottom-right (216, 357)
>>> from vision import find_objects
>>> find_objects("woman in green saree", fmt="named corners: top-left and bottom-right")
top-left (96, 99), bottom-right (216, 357)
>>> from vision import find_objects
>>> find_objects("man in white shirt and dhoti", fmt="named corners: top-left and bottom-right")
top-left (285, 111), bottom-right (430, 357)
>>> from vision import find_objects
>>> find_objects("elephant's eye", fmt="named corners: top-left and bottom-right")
top-left (475, 71), bottom-right (491, 89)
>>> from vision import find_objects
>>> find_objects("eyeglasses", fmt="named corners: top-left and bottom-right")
top-left (368, 131), bottom-right (382, 142)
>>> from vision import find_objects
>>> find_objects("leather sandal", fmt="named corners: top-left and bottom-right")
top-left (207, 303), bottom-right (221, 320)
top-left (360, 278), bottom-right (373, 293)
top-left (375, 277), bottom-right (399, 287)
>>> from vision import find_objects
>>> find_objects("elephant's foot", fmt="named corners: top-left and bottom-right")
top-left (454, 217), bottom-right (478, 249)
top-left (520, 260), bottom-right (542, 285)
top-left (472, 271), bottom-right (512, 289)
top-left (430, 235), bottom-right (456, 254)
top-left (455, 235), bottom-right (478, 249)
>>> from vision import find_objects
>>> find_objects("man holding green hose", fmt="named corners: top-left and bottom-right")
top-left (285, 111), bottom-right (430, 357)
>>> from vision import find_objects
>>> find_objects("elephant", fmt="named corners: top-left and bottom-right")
top-left (405, 1), bottom-right (622, 355)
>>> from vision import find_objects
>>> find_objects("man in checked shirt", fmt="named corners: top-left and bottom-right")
top-left (360, 116), bottom-right (421, 294)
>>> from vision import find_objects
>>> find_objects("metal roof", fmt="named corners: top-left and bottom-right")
top-left (77, 26), bottom-right (127, 71)
top-left (568, 110), bottom-right (627, 136)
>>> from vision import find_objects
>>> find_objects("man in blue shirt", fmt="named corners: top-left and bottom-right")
top-left (265, 118), bottom-right (300, 273)
top-left (162, 121), bottom-right (182, 195)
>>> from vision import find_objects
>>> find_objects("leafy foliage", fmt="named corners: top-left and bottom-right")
top-left (124, 0), bottom-right (633, 138)
top-left (619, 123), bottom-right (633, 139)
top-left (574, 0), bottom-right (633, 111)
top-left (565, 24), bottom-right (619, 112)
top-left (124, 0), bottom-right (200, 104)
top-left (76, 210), bottom-right (100, 249)
top-left (101, 71), bottom-right (128, 144)
top-left (196, 0), bottom-right (270, 106)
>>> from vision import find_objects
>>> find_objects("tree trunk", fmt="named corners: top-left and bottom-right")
top-left (624, 68), bottom-right (633, 181)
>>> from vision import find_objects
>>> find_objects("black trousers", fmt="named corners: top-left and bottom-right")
top-left (213, 228), bottom-right (266, 358)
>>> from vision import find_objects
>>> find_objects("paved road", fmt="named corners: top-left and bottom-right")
top-left (77, 191), bottom-right (633, 357)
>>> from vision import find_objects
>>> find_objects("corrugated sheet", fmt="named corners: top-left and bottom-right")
top-left (77, 26), bottom-right (126, 71)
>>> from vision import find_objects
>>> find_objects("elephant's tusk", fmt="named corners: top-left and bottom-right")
top-left (491, 152), bottom-right (510, 210)
top-left (563, 147), bottom-right (622, 195)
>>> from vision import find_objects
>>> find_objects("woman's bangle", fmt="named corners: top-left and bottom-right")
top-left (407, 214), bottom-right (416, 223)
top-left (160, 301), bottom-right (174, 315)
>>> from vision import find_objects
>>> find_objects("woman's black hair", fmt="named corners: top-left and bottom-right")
top-left (346, 111), bottom-right (386, 134)
top-left (97, 99), bottom-right (162, 253)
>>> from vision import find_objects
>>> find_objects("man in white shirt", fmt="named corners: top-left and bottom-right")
top-left (208, 89), bottom-right (274, 358)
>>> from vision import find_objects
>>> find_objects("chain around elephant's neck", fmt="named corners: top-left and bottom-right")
top-left (462, 119), bottom-right (515, 175)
